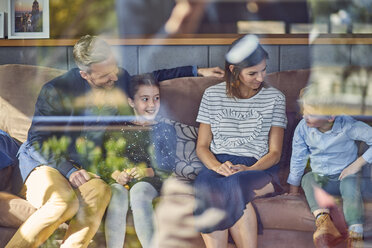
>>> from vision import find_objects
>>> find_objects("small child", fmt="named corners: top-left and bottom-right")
top-left (104, 73), bottom-right (176, 248)
top-left (287, 93), bottom-right (372, 248)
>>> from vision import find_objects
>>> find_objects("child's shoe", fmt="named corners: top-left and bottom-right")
top-left (347, 230), bottom-right (363, 248)
top-left (313, 213), bottom-right (344, 248)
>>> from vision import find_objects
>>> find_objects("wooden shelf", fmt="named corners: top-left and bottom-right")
top-left (1, 34), bottom-right (372, 46)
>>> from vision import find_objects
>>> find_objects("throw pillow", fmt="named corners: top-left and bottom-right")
top-left (161, 118), bottom-right (203, 180)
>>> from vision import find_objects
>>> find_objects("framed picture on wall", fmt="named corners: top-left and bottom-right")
top-left (0, 12), bottom-right (5, 38)
top-left (8, 0), bottom-right (49, 39)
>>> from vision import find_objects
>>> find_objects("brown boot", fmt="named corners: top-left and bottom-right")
top-left (347, 231), bottom-right (363, 248)
top-left (313, 213), bottom-right (344, 248)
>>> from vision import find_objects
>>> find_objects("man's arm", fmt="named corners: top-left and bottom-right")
top-left (152, 65), bottom-right (224, 82)
top-left (197, 67), bottom-right (224, 77)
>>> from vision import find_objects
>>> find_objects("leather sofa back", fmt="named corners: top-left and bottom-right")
top-left (0, 64), bottom-right (65, 143)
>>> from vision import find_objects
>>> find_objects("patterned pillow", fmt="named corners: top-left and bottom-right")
top-left (161, 118), bottom-right (203, 180)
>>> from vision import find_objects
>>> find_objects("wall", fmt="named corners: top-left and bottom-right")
top-left (0, 44), bottom-right (371, 75)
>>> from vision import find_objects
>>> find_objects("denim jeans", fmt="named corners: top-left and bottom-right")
top-left (301, 172), bottom-right (364, 226)
top-left (105, 182), bottom-right (158, 248)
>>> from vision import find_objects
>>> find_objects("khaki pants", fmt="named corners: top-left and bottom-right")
top-left (6, 166), bottom-right (111, 248)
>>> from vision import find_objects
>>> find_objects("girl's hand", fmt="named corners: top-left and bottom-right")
top-left (128, 167), bottom-right (154, 180)
top-left (214, 161), bottom-right (236, 177)
top-left (116, 170), bottom-right (131, 185)
top-left (111, 170), bottom-right (121, 181)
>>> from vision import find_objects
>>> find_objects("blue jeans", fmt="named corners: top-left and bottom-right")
top-left (301, 172), bottom-right (364, 226)
top-left (105, 182), bottom-right (158, 248)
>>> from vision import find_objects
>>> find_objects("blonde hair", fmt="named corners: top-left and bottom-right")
top-left (299, 87), bottom-right (335, 116)
top-left (73, 35), bottom-right (112, 71)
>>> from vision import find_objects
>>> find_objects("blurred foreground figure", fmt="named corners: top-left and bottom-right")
top-left (117, 0), bottom-right (209, 36)
top-left (164, 0), bottom-right (209, 35)
top-left (152, 178), bottom-right (224, 248)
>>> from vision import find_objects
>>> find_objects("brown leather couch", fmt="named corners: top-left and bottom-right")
top-left (0, 64), bottom-right (371, 247)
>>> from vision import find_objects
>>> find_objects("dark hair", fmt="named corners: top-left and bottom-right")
top-left (225, 38), bottom-right (269, 98)
top-left (128, 73), bottom-right (160, 99)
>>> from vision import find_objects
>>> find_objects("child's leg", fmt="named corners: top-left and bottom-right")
top-left (105, 183), bottom-right (129, 248)
top-left (130, 181), bottom-right (159, 248)
top-left (340, 174), bottom-right (364, 247)
top-left (301, 172), bottom-right (343, 247)
top-left (340, 174), bottom-right (364, 227)
top-left (301, 172), bottom-right (329, 215)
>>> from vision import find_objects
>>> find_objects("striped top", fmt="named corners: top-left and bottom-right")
top-left (197, 82), bottom-right (287, 160)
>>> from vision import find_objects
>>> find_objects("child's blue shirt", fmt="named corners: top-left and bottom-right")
top-left (287, 115), bottom-right (372, 186)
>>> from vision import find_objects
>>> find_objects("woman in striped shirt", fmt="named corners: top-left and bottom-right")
top-left (194, 37), bottom-right (287, 248)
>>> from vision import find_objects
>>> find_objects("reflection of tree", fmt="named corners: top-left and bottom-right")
top-left (308, 0), bottom-right (372, 24)
top-left (50, 0), bottom-right (117, 38)
top-left (342, 66), bottom-right (372, 115)
top-left (38, 133), bottom-right (149, 185)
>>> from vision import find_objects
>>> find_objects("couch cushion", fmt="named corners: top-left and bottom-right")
top-left (0, 64), bottom-right (65, 142)
top-left (254, 194), bottom-right (315, 232)
top-left (0, 191), bottom-right (36, 228)
top-left (0, 97), bottom-right (31, 143)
